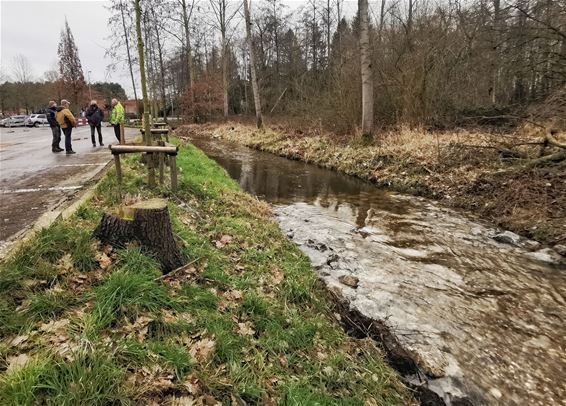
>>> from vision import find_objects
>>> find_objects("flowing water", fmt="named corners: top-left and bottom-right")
top-left (189, 136), bottom-right (566, 405)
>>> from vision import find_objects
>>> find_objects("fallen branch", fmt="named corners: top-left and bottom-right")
top-left (154, 257), bottom-right (201, 281)
top-left (526, 150), bottom-right (566, 168)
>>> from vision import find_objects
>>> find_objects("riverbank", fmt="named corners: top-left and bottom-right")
top-left (177, 123), bottom-right (566, 247)
top-left (0, 142), bottom-right (411, 404)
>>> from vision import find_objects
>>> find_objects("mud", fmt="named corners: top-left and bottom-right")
top-left (189, 135), bottom-right (566, 405)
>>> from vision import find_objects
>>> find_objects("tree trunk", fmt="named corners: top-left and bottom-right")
top-left (222, 29), bottom-right (229, 119)
top-left (491, 0), bottom-right (501, 104)
top-left (134, 0), bottom-right (152, 147)
top-left (93, 199), bottom-right (185, 273)
top-left (359, 0), bottom-right (374, 137)
top-left (120, 0), bottom-right (138, 101)
top-left (244, 0), bottom-right (263, 129)
top-left (181, 0), bottom-right (196, 112)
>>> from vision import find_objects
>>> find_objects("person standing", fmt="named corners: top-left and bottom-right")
top-left (55, 99), bottom-right (78, 154)
top-left (110, 98), bottom-right (125, 143)
top-left (46, 100), bottom-right (63, 153)
top-left (86, 100), bottom-right (104, 147)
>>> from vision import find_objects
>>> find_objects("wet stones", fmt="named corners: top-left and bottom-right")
top-left (492, 231), bottom-right (522, 246)
top-left (326, 253), bottom-right (339, 266)
top-left (553, 244), bottom-right (566, 257)
top-left (338, 275), bottom-right (359, 288)
top-left (526, 248), bottom-right (564, 265)
top-left (492, 231), bottom-right (542, 252)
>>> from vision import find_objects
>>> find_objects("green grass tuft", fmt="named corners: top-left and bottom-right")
top-left (0, 353), bottom-right (127, 406)
top-left (90, 270), bottom-right (174, 330)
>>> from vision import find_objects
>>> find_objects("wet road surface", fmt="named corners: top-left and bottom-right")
top-left (0, 125), bottom-right (136, 249)
top-left (190, 135), bottom-right (566, 406)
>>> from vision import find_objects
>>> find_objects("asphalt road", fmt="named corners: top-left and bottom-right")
top-left (0, 124), bottom-right (137, 249)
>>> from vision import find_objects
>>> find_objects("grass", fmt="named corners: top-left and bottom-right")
top-left (0, 352), bottom-right (128, 405)
top-left (0, 138), bottom-right (412, 404)
top-left (89, 270), bottom-right (174, 330)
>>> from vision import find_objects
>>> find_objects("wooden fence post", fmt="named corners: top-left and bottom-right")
top-left (114, 153), bottom-right (122, 198)
top-left (170, 154), bottom-right (177, 192)
top-left (159, 153), bottom-right (164, 185)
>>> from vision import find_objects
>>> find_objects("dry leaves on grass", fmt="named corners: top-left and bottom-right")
top-left (126, 365), bottom-right (176, 395)
top-left (9, 334), bottom-right (29, 346)
top-left (236, 322), bottom-right (255, 337)
top-left (271, 267), bottom-right (284, 286)
top-left (223, 289), bottom-right (243, 301)
top-left (214, 235), bottom-right (233, 248)
top-left (95, 251), bottom-right (113, 270)
top-left (39, 318), bottom-right (70, 334)
top-left (189, 338), bottom-right (215, 364)
top-left (120, 315), bottom-right (154, 342)
top-left (56, 253), bottom-right (74, 274)
top-left (6, 353), bottom-right (30, 372)
top-left (182, 373), bottom-right (201, 396)
top-left (38, 318), bottom-right (82, 358)
top-left (161, 395), bottom-right (221, 406)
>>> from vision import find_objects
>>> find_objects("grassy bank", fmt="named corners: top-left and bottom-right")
top-left (178, 123), bottom-right (566, 246)
top-left (0, 141), bottom-right (411, 404)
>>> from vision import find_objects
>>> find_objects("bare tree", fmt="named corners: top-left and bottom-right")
top-left (120, 0), bottom-right (139, 101)
top-left (180, 0), bottom-right (197, 94)
top-left (243, 0), bottom-right (263, 128)
top-left (359, 0), bottom-right (374, 136)
top-left (12, 55), bottom-right (34, 113)
top-left (135, 0), bottom-right (151, 146)
top-left (209, 0), bottom-right (240, 118)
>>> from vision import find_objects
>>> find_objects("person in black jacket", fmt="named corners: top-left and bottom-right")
top-left (46, 101), bottom-right (63, 153)
top-left (85, 100), bottom-right (104, 147)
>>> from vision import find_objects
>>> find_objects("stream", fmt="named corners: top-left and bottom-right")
top-left (189, 135), bottom-right (566, 405)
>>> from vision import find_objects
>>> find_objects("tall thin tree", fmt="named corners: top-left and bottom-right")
top-left (119, 0), bottom-right (139, 101)
top-left (359, 0), bottom-right (374, 137)
top-left (135, 0), bottom-right (151, 146)
top-left (244, 0), bottom-right (263, 129)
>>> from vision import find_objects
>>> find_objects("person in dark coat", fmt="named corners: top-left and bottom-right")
top-left (47, 100), bottom-right (63, 153)
top-left (85, 100), bottom-right (104, 147)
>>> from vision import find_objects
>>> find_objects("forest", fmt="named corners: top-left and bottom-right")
top-left (104, 0), bottom-right (566, 132)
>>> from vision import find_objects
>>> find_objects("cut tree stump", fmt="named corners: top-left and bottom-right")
top-left (93, 198), bottom-right (185, 273)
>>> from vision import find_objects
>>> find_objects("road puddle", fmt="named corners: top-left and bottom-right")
top-left (189, 136), bottom-right (566, 405)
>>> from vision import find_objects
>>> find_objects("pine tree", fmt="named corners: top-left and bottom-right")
top-left (57, 19), bottom-right (86, 110)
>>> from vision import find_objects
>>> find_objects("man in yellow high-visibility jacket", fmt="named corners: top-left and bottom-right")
top-left (110, 98), bottom-right (125, 143)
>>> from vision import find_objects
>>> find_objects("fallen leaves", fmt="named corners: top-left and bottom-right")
top-left (126, 364), bottom-right (176, 395)
top-left (10, 334), bottom-right (29, 346)
top-left (96, 251), bottom-right (113, 270)
top-left (121, 315), bottom-right (154, 342)
top-left (214, 234), bottom-right (233, 248)
top-left (39, 318), bottom-right (70, 334)
top-left (6, 353), bottom-right (30, 372)
top-left (271, 267), bottom-right (284, 285)
top-left (236, 322), bottom-right (255, 336)
top-left (56, 254), bottom-right (74, 274)
top-left (223, 289), bottom-right (243, 301)
top-left (189, 338), bottom-right (215, 364)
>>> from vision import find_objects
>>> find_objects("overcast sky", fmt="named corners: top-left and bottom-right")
top-left (1, 1), bottom-right (119, 86)
top-left (1, 0), bottom-right (359, 99)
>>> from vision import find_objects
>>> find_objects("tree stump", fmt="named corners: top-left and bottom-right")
top-left (93, 198), bottom-right (185, 273)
